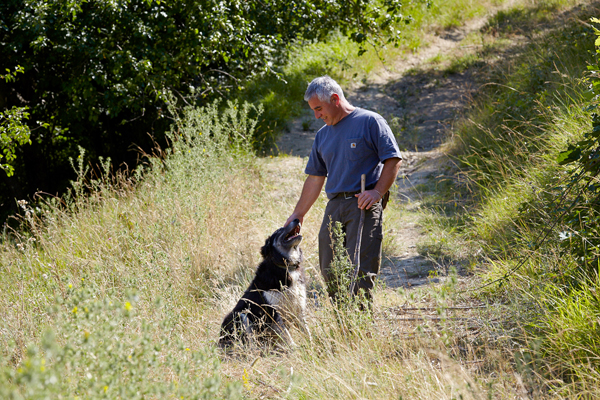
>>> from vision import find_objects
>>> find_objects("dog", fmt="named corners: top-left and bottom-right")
top-left (218, 219), bottom-right (309, 349)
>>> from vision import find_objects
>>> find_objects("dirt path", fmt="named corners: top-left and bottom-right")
top-left (273, 12), bottom-right (505, 289)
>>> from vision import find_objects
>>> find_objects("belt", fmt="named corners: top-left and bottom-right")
top-left (335, 184), bottom-right (376, 200)
top-left (337, 190), bottom-right (361, 200)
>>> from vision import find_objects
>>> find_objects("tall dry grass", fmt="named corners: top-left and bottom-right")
top-left (4, 0), bottom-right (598, 397)
top-left (0, 95), bottom-right (530, 398)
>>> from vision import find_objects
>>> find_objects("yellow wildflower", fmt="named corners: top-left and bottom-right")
top-left (242, 368), bottom-right (251, 391)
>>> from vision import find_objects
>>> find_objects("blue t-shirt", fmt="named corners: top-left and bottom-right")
top-left (305, 108), bottom-right (402, 199)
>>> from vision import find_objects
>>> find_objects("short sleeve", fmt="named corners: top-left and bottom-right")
top-left (371, 116), bottom-right (402, 162)
top-left (304, 138), bottom-right (328, 176)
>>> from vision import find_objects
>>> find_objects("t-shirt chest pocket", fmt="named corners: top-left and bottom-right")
top-left (346, 138), bottom-right (365, 161)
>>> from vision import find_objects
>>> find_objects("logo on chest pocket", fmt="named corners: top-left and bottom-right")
top-left (346, 138), bottom-right (364, 161)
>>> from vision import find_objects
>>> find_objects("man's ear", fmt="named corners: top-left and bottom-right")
top-left (330, 93), bottom-right (340, 105)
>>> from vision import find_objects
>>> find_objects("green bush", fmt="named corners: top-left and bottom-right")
top-left (0, 66), bottom-right (31, 177)
top-left (552, 18), bottom-right (600, 270)
top-left (0, 0), bottom-right (409, 218)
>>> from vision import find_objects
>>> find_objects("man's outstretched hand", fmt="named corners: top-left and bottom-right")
top-left (284, 213), bottom-right (304, 227)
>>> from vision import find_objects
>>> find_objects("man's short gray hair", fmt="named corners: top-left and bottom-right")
top-left (304, 76), bottom-right (346, 103)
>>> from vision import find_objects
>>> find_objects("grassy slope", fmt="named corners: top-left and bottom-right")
top-left (1, 0), bottom-right (600, 398)
top-left (418, 0), bottom-right (600, 395)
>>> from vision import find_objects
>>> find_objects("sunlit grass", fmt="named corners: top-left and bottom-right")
top-left (2, 0), bottom-right (600, 397)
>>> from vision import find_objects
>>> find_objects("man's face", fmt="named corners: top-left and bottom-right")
top-left (308, 94), bottom-right (340, 126)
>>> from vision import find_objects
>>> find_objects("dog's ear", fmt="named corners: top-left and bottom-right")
top-left (261, 227), bottom-right (285, 259)
top-left (261, 235), bottom-right (273, 259)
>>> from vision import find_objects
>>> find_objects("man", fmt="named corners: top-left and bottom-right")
top-left (285, 76), bottom-right (402, 300)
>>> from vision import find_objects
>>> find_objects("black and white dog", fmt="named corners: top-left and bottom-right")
top-left (218, 219), bottom-right (309, 349)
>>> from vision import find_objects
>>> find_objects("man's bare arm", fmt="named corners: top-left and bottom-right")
top-left (356, 157), bottom-right (402, 210)
top-left (285, 175), bottom-right (326, 226)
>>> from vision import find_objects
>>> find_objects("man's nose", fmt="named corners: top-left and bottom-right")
top-left (314, 111), bottom-right (321, 119)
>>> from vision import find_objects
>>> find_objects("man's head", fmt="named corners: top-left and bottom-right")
top-left (304, 76), bottom-right (352, 126)
top-left (304, 76), bottom-right (346, 103)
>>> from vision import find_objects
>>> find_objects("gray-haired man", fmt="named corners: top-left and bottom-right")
top-left (285, 76), bottom-right (402, 301)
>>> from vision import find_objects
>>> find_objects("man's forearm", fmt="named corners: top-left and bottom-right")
top-left (286, 175), bottom-right (326, 226)
top-left (374, 157), bottom-right (402, 195)
top-left (356, 157), bottom-right (402, 210)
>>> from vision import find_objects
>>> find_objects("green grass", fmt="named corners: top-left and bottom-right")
top-left (0, 100), bottom-right (268, 398)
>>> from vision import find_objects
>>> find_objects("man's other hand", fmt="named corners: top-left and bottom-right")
top-left (356, 189), bottom-right (381, 210)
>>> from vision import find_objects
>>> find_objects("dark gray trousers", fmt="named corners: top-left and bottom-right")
top-left (318, 195), bottom-right (383, 296)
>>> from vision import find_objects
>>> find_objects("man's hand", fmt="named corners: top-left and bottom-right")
top-left (356, 189), bottom-right (382, 210)
top-left (284, 213), bottom-right (304, 227)
top-left (355, 157), bottom-right (401, 210)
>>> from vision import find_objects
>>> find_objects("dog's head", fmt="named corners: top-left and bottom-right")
top-left (260, 219), bottom-right (303, 268)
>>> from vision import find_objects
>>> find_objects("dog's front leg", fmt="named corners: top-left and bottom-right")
top-left (283, 326), bottom-right (296, 347)
top-left (239, 311), bottom-right (258, 348)
top-left (299, 314), bottom-right (312, 343)
top-left (272, 313), bottom-right (297, 348)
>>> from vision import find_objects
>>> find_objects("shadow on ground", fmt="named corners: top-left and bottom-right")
top-left (380, 254), bottom-right (440, 289)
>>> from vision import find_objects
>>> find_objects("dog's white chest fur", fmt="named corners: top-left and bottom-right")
top-left (263, 269), bottom-right (307, 328)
